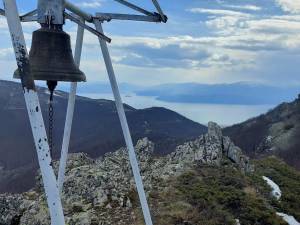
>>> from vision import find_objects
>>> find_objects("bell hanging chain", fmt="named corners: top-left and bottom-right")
top-left (47, 81), bottom-right (57, 162)
top-left (48, 96), bottom-right (54, 160)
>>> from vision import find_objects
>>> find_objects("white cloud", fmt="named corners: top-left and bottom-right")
top-left (0, 17), bottom-right (7, 29)
top-left (275, 0), bottom-right (300, 13)
top-left (188, 8), bottom-right (251, 17)
top-left (225, 4), bottom-right (262, 11)
top-left (0, 48), bottom-right (14, 60)
top-left (76, 0), bottom-right (102, 9)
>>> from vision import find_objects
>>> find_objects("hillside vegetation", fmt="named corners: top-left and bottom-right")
top-left (224, 96), bottom-right (300, 170)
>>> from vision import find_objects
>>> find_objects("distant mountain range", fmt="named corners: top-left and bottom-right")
top-left (224, 95), bottom-right (300, 170)
top-left (61, 81), bottom-right (300, 105)
top-left (136, 82), bottom-right (300, 105)
top-left (0, 80), bottom-right (206, 193)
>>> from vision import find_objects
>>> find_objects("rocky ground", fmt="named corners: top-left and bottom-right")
top-left (1, 122), bottom-right (288, 225)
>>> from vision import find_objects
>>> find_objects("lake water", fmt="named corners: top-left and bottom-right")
top-left (80, 93), bottom-right (274, 126)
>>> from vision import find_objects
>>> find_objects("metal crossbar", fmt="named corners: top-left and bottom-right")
top-left (95, 12), bottom-right (162, 22)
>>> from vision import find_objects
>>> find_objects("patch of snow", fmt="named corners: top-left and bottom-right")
top-left (262, 176), bottom-right (281, 199)
top-left (277, 213), bottom-right (300, 225)
top-left (262, 177), bottom-right (299, 225)
top-left (235, 219), bottom-right (241, 225)
top-left (266, 135), bottom-right (273, 142)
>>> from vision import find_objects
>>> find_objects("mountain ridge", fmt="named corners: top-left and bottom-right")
top-left (1, 123), bottom-right (300, 225)
top-left (0, 80), bottom-right (207, 193)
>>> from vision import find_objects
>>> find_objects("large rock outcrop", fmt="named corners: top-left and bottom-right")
top-left (1, 122), bottom-right (251, 225)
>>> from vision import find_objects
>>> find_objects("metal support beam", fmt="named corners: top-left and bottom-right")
top-left (2, 1), bottom-right (65, 225)
top-left (65, 0), bottom-right (93, 22)
top-left (20, 14), bottom-right (37, 22)
top-left (58, 21), bottom-right (84, 194)
top-left (113, 0), bottom-right (154, 16)
top-left (151, 0), bottom-right (167, 23)
top-left (94, 20), bottom-right (154, 225)
top-left (95, 12), bottom-right (162, 22)
top-left (20, 9), bottom-right (37, 18)
top-left (65, 12), bottom-right (111, 43)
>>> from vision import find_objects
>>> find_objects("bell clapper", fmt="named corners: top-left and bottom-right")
top-left (47, 81), bottom-right (57, 162)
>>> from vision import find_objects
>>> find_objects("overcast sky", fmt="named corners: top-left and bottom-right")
top-left (1, 0), bottom-right (300, 86)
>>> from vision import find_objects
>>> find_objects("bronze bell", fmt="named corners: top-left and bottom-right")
top-left (14, 27), bottom-right (86, 82)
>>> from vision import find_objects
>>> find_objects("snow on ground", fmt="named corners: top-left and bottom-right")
top-left (262, 176), bottom-right (300, 225)
top-left (277, 213), bottom-right (300, 225)
top-left (262, 176), bottom-right (281, 199)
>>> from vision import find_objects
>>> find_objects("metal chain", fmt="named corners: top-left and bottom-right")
top-left (48, 96), bottom-right (54, 160)
top-left (47, 81), bottom-right (57, 163)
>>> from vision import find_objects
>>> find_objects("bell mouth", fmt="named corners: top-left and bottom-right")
top-left (13, 27), bottom-right (86, 83)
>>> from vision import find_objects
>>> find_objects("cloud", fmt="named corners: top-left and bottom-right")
top-left (112, 43), bottom-right (210, 69)
top-left (0, 17), bottom-right (7, 29)
top-left (188, 8), bottom-right (250, 17)
top-left (0, 48), bottom-right (14, 60)
top-left (75, 0), bottom-right (102, 9)
top-left (225, 5), bottom-right (262, 11)
top-left (275, 0), bottom-right (300, 13)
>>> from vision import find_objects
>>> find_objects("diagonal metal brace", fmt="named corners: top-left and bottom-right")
top-left (1, 8), bottom-right (38, 22)
top-left (151, 0), bottom-right (167, 22)
top-left (65, 0), bottom-right (93, 22)
top-left (19, 9), bottom-right (37, 22)
top-left (20, 9), bottom-right (37, 18)
top-left (94, 19), bottom-right (154, 225)
top-left (65, 12), bottom-right (111, 43)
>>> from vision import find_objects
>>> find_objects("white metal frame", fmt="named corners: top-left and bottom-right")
top-left (1, 1), bottom-right (167, 225)
top-left (58, 19), bottom-right (84, 194)
top-left (2, 1), bottom-right (65, 225)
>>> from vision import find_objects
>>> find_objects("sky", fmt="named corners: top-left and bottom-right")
top-left (1, 0), bottom-right (300, 87)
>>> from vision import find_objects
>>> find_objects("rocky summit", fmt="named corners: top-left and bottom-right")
top-left (1, 122), bottom-right (251, 225)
